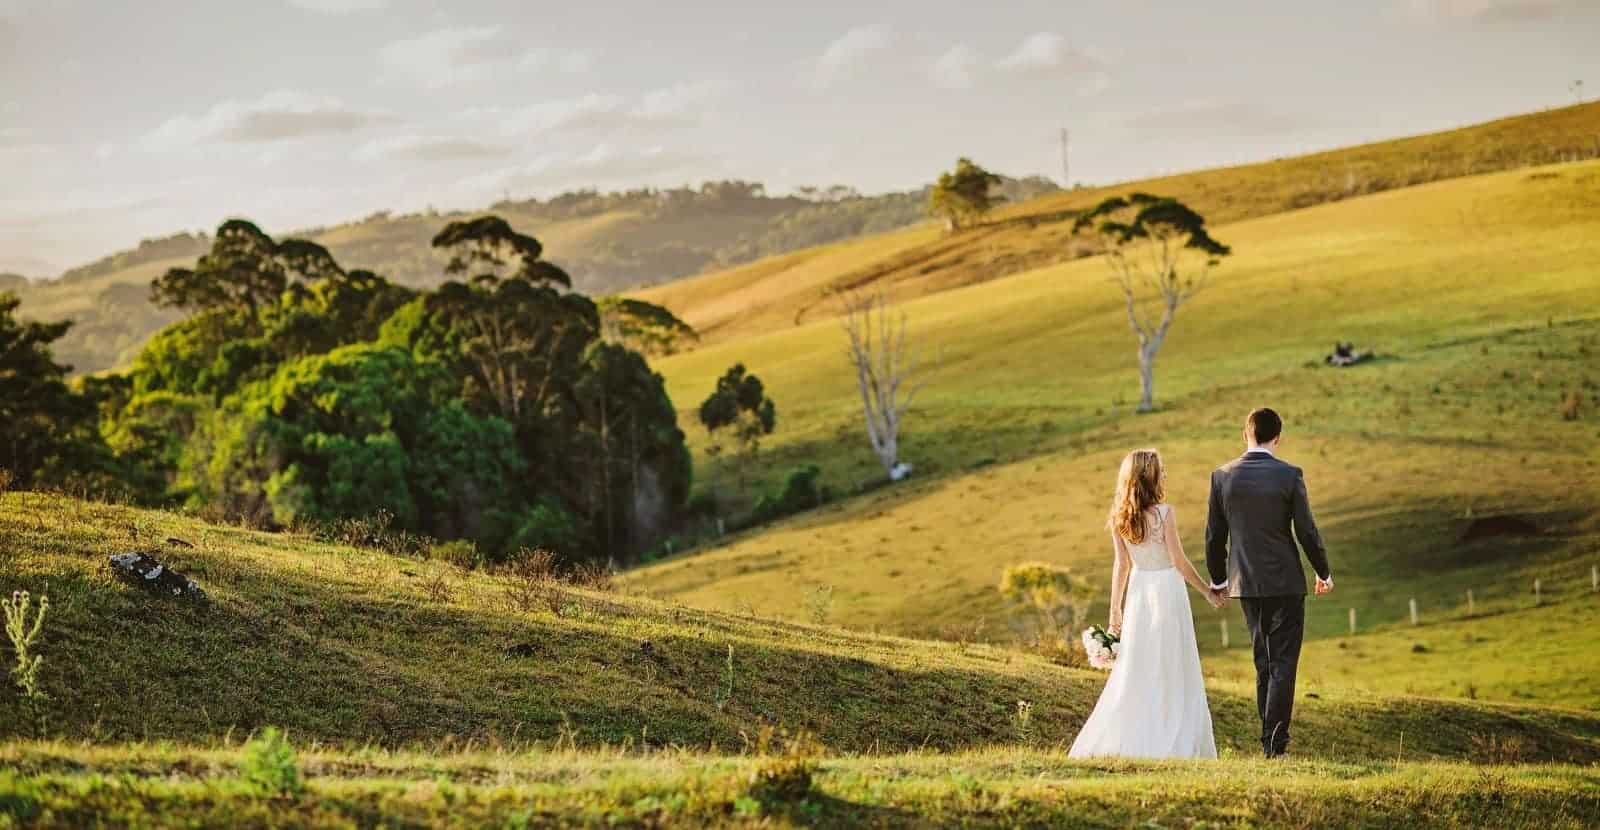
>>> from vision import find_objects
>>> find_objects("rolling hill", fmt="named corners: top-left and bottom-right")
top-left (1, 491), bottom-right (1598, 826)
top-left (636, 101), bottom-right (1600, 343)
top-left (623, 158), bottom-right (1600, 711)
top-left (7, 178), bottom-right (1056, 375)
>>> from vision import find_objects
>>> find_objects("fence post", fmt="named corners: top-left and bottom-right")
top-left (1221, 619), bottom-right (1229, 649)
top-left (1591, 565), bottom-right (1597, 593)
top-left (716, 518), bottom-right (726, 537)
top-left (1535, 579), bottom-right (1542, 606)
top-left (1409, 598), bottom-right (1419, 626)
top-left (1348, 607), bottom-right (1357, 636)
top-left (1467, 589), bottom-right (1474, 617)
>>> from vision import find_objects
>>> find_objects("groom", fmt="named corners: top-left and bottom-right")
top-left (1204, 407), bottom-right (1332, 758)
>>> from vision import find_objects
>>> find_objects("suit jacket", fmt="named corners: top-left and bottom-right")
top-left (1205, 451), bottom-right (1330, 597)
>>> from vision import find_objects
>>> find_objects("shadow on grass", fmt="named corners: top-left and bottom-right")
top-left (2, 552), bottom-right (1597, 764)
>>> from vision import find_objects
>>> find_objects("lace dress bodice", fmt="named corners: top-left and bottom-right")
top-left (1125, 504), bottom-right (1174, 571)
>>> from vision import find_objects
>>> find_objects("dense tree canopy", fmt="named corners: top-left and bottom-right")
top-left (96, 216), bottom-right (692, 563)
top-left (0, 293), bottom-right (101, 490)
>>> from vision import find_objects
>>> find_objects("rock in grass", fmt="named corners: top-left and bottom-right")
top-left (108, 552), bottom-right (207, 602)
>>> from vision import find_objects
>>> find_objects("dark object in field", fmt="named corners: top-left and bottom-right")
top-left (1461, 515), bottom-right (1540, 542)
top-left (108, 552), bottom-right (207, 602)
top-left (1325, 342), bottom-right (1374, 367)
top-left (505, 643), bottom-right (540, 658)
top-left (1412, 643), bottom-right (1429, 654)
top-left (165, 537), bottom-right (195, 548)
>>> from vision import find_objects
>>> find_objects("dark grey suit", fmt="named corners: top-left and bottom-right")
top-left (1204, 450), bottom-right (1330, 757)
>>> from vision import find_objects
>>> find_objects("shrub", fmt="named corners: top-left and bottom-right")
top-left (239, 727), bottom-right (303, 798)
top-left (0, 468), bottom-right (11, 496)
top-left (999, 562), bottom-right (1095, 641)
top-left (751, 465), bottom-right (828, 524)
top-left (3, 591), bottom-right (47, 701)
top-left (1560, 391), bottom-right (1582, 421)
top-left (1469, 732), bottom-right (1531, 765)
top-left (503, 549), bottom-right (560, 614)
top-left (802, 585), bottom-right (834, 625)
top-left (744, 728), bottom-right (818, 808)
top-left (429, 540), bottom-right (482, 571)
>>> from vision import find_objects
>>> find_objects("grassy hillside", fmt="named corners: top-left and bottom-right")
top-left (4, 491), bottom-right (1598, 764)
top-left (638, 102), bottom-right (1600, 343)
top-left (4, 743), bottom-right (1597, 828)
top-left (623, 160), bottom-right (1600, 709)
top-left (10, 179), bottom-right (1054, 375)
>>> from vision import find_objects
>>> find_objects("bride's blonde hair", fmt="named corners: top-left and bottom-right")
top-left (1108, 448), bottom-right (1165, 544)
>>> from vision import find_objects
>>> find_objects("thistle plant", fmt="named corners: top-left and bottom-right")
top-left (3, 590), bottom-right (48, 700)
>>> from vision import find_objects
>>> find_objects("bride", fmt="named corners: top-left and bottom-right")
top-left (1069, 448), bottom-right (1220, 759)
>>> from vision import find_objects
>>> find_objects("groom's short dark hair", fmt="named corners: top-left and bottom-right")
top-left (1247, 407), bottom-right (1283, 444)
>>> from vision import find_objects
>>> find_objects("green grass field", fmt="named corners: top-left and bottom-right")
top-left (6, 107), bottom-right (1600, 827)
top-left (626, 160), bottom-right (1600, 663)
top-left (4, 742), bottom-right (1598, 828)
top-left (1, 492), bottom-right (1598, 826)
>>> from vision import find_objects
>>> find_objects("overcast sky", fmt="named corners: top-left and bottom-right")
top-left (1, 0), bottom-right (1596, 275)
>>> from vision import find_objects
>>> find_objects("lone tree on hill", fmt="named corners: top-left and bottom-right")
top-left (1072, 193), bottom-right (1230, 412)
top-left (838, 290), bottom-right (932, 482)
top-left (698, 364), bottom-right (776, 497)
top-left (929, 157), bottom-right (1004, 231)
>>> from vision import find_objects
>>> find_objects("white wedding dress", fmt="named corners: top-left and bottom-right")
top-left (1069, 504), bottom-right (1217, 759)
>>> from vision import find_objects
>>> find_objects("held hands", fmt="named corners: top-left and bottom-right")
top-left (1204, 586), bottom-right (1229, 609)
top-left (1314, 575), bottom-right (1334, 596)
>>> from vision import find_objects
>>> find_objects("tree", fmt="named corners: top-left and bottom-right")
top-left (928, 157), bottom-right (1003, 231)
top-left (421, 216), bottom-right (592, 421)
top-left (597, 296), bottom-right (698, 355)
top-left (697, 364), bottom-right (776, 497)
top-left (150, 219), bottom-right (342, 316)
top-left (838, 290), bottom-right (930, 481)
top-left (573, 342), bottom-right (692, 555)
top-left (0, 293), bottom-right (100, 489)
top-left (1072, 193), bottom-right (1230, 412)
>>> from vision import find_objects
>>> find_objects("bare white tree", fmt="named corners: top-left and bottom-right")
top-left (838, 290), bottom-right (931, 481)
top-left (1073, 194), bottom-right (1230, 412)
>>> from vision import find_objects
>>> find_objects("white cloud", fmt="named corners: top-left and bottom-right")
top-left (354, 135), bottom-right (513, 162)
top-left (810, 24), bottom-right (892, 90)
top-left (463, 144), bottom-right (707, 196)
top-left (996, 32), bottom-right (1101, 78)
top-left (930, 43), bottom-right (978, 90)
top-left (142, 90), bottom-right (392, 147)
top-left (476, 80), bottom-right (731, 136)
top-left (380, 26), bottom-right (593, 89)
top-left (633, 80), bottom-right (734, 124)
top-left (285, 0), bottom-right (387, 12)
top-left (1406, 0), bottom-right (1575, 22)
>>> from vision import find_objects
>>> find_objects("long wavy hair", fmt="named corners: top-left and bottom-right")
top-left (1107, 449), bottom-right (1166, 544)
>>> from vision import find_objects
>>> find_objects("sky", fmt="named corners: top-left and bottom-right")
top-left (1, 0), bottom-right (1596, 276)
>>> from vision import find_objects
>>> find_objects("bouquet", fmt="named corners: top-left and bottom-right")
top-left (1081, 624), bottom-right (1121, 670)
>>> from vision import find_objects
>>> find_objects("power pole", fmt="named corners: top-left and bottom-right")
top-left (1059, 128), bottom-right (1070, 187)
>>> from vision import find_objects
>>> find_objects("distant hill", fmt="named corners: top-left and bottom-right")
top-left (11, 177), bottom-right (1057, 374)
top-left (0, 272), bottom-right (28, 292)
top-left (639, 102), bottom-right (1600, 343)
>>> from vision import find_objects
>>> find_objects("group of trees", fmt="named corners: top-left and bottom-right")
top-left (2, 216), bottom-right (698, 564)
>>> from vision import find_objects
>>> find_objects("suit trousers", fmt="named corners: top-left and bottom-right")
top-left (1239, 594), bottom-right (1305, 756)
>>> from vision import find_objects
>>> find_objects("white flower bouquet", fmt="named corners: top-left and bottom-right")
top-left (1082, 624), bottom-right (1121, 670)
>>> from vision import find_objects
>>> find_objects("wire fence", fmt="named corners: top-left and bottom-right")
top-left (1198, 558), bottom-right (1600, 650)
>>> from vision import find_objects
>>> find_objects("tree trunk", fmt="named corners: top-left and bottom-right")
top-left (1137, 345), bottom-right (1156, 413)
